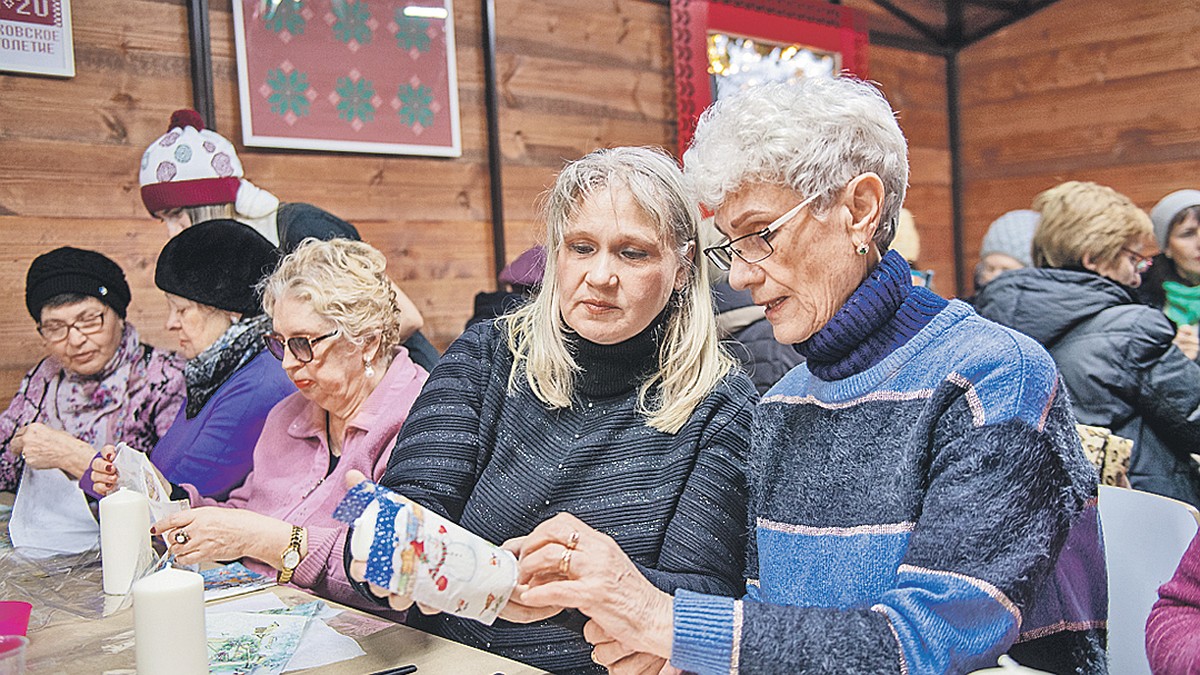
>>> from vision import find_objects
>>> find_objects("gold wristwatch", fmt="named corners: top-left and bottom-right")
top-left (278, 525), bottom-right (304, 583)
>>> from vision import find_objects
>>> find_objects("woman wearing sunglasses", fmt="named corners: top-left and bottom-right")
top-left (978, 180), bottom-right (1200, 508)
top-left (92, 237), bottom-right (425, 615)
top-left (0, 247), bottom-right (185, 554)
top-left (141, 219), bottom-right (294, 500)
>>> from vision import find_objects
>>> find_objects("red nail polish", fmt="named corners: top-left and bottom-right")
top-left (105, 464), bottom-right (113, 472)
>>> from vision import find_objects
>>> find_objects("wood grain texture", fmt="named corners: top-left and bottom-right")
top-left (958, 0), bottom-right (1200, 289)
top-left (0, 0), bottom-right (957, 403)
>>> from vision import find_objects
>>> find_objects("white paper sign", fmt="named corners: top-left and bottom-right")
top-left (0, 0), bottom-right (74, 77)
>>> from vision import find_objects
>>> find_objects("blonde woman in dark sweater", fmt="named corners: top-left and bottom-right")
top-left (351, 146), bottom-right (756, 674)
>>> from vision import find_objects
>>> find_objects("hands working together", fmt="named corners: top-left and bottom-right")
top-left (341, 471), bottom-right (678, 674)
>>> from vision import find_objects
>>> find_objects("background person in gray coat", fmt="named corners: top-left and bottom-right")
top-left (976, 180), bottom-right (1200, 508)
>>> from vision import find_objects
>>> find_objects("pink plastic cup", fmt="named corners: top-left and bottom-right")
top-left (0, 602), bottom-right (31, 637)
top-left (0, 635), bottom-right (27, 675)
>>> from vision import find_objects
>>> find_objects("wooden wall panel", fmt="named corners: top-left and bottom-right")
top-left (0, 0), bottom-right (954, 402)
top-left (959, 0), bottom-right (1200, 285)
top-left (870, 46), bottom-right (955, 297)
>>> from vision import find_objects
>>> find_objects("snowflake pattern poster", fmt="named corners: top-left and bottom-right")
top-left (232, 0), bottom-right (461, 157)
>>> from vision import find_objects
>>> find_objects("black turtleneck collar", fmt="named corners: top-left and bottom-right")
top-left (568, 305), bottom-right (670, 399)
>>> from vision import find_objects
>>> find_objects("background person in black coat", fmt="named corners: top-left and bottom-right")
top-left (976, 180), bottom-right (1200, 508)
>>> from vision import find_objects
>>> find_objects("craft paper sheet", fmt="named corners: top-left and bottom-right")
top-left (334, 481), bottom-right (517, 625)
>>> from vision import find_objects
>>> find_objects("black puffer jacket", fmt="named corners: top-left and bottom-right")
top-left (976, 267), bottom-right (1200, 507)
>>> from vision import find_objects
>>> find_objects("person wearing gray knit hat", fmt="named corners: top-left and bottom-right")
top-left (1139, 191), bottom-right (1200, 351)
top-left (974, 209), bottom-right (1040, 291)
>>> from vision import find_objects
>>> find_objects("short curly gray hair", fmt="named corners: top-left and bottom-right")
top-left (259, 238), bottom-right (403, 354)
top-left (683, 76), bottom-right (909, 250)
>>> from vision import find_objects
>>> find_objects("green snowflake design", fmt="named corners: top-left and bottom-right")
top-left (263, 0), bottom-right (306, 35)
top-left (394, 12), bottom-right (430, 52)
top-left (336, 77), bottom-right (376, 122)
top-left (266, 69), bottom-right (310, 117)
top-left (397, 84), bottom-right (434, 127)
top-left (333, 1), bottom-right (372, 44)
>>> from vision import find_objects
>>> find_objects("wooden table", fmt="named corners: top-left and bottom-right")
top-left (0, 494), bottom-right (544, 674)
top-left (24, 585), bottom-right (545, 674)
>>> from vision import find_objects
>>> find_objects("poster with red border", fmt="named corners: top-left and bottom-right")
top-left (0, 0), bottom-right (74, 77)
top-left (232, 0), bottom-right (461, 157)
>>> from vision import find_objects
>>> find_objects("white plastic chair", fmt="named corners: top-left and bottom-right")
top-left (1097, 485), bottom-right (1200, 675)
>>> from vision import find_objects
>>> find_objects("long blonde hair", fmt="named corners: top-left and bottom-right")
top-left (502, 146), bottom-right (734, 434)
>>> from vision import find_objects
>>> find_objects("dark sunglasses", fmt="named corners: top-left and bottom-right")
top-left (263, 329), bottom-right (339, 363)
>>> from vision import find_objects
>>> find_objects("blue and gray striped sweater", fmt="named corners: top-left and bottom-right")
top-left (673, 251), bottom-right (1107, 674)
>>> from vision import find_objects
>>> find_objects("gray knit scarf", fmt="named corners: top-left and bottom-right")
top-left (183, 313), bottom-right (272, 418)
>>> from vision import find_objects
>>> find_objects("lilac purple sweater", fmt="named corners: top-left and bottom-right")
top-left (1148, 531), bottom-right (1200, 673)
top-left (183, 351), bottom-right (427, 612)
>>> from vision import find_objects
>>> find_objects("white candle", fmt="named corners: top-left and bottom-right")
top-left (132, 567), bottom-right (207, 675)
top-left (99, 488), bottom-right (151, 595)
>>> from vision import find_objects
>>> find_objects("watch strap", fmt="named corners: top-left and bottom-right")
top-left (277, 525), bottom-right (304, 584)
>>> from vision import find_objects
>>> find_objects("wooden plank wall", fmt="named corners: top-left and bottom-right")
top-left (959, 0), bottom-right (1200, 284)
top-left (0, 0), bottom-right (951, 399)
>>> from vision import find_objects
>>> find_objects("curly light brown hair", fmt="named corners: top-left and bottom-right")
top-left (1032, 181), bottom-right (1155, 269)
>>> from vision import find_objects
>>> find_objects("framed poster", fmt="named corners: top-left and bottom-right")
top-left (670, 0), bottom-right (868, 154)
top-left (232, 0), bottom-right (461, 157)
top-left (0, 0), bottom-right (74, 77)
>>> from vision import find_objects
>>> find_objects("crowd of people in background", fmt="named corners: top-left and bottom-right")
top-left (7, 76), bottom-right (1200, 674)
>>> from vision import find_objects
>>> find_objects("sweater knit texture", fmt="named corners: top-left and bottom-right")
top-left (184, 350), bottom-right (425, 615)
top-left (1147, 530), bottom-right (1200, 674)
top-left (672, 251), bottom-right (1108, 675)
top-left (152, 349), bottom-right (295, 500)
top-left (379, 317), bottom-right (756, 675)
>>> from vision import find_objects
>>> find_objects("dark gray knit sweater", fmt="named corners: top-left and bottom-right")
top-left (379, 317), bottom-right (756, 674)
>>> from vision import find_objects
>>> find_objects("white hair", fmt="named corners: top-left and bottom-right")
top-left (502, 146), bottom-right (734, 434)
top-left (683, 76), bottom-right (909, 249)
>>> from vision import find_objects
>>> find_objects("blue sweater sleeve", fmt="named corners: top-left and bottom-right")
top-left (673, 371), bottom-right (1096, 674)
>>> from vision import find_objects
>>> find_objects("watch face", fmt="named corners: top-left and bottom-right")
top-left (282, 549), bottom-right (301, 569)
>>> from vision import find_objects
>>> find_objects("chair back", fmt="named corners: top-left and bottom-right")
top-left (1098, 485), bottom-right (1200, 674)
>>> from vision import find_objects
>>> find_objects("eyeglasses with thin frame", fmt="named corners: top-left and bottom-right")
top-left (1121, 247), bottom-right (1155, 275)
top-left (38, 311), bottom-right (106, 343)
top-left (704, 194), bottom-right (819, 271)
top-left (263, 329), bottom-right (339, 364)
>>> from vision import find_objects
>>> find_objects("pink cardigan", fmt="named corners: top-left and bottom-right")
top-left (186, 351), bottom-right (427, 612)
top-left (1147, 530), bottom-right (1200, 674)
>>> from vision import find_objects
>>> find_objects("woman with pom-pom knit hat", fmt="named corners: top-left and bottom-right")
top-left (137, 108), bottom-right (441, 372)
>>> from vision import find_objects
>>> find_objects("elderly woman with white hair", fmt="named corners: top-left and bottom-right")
top-left (92, 239), bottom-right (426, 612)
top-left (512, 78), bottom-right (1107, 674)
top-left (350, 145), bottom-right (756, 674)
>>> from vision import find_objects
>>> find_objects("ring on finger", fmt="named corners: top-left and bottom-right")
top-left (558, 548), bottom-right (573, 576)
top-left (173, 530), bottom-right (190, 545)
top-left (566, 530), bottom-right (580, 551)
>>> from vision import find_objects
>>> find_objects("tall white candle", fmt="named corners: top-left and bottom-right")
top-left (132, 567), bottom-right (207, 675)
top-left (99, 488), bottom-right (151, 595)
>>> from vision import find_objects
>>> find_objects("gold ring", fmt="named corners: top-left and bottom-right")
top-left (566, 531), bottom-right (580, 551)
top-left (558, 548), bottom-right (573, 576)
top-left (173, 530), bottom-right (190, 545)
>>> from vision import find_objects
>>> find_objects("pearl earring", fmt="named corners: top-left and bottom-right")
top-left (363, 360), bottom-right (376, 378)
top-left (855, 242), bottom-right (870, 256)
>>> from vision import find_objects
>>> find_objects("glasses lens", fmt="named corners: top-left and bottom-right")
top-left (734, 236), bottom-right (772, 265)
top-left (704, 246), bottom-right (733, 271)
top-left (78, 312), bottom-right (105, 334)
top-left (287, 337), bottom-right (315, 363)
top-left (38, 324), bottom-right (68, 342)
top-left (263, 335), bottom-right (286, 361)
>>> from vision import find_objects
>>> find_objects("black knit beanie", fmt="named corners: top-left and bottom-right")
top-left (155, 219), bottom-right (279, 317)
top-left (26, 247), bottom-right (132, 320)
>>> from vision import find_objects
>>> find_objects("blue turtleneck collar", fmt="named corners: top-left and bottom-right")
top-left (796, 249), bottom-right (949, 381)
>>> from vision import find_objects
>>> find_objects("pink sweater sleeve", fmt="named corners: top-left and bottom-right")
top-left (1148, 531), bottom-right (1200, 674)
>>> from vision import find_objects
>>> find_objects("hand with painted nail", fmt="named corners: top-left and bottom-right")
top-left (87, 445), bottom-right (121, 496)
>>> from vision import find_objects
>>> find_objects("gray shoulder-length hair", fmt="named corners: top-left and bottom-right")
top-left (683, 76), bottom-right (909, 250)
top-left (501, 146), bottom-right (734, 434)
